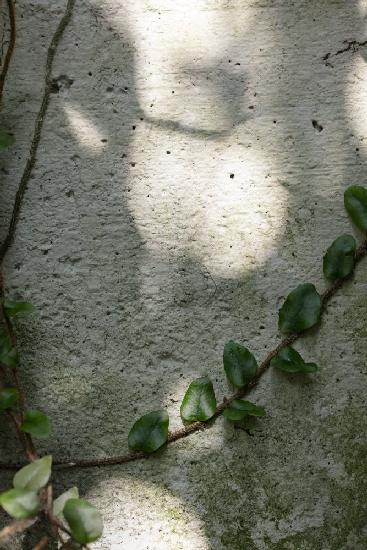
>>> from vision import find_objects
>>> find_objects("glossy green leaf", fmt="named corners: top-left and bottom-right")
top-left (223, 399), bottom-right (266, 421)
top-left (270, 346), bottom-right (319, 373)
top-left (13, 455), bottom-right (52, 491)
top-left (0, 387), bottom-right (18, 410)
top-left (0, 488), bottom-right (40, 519)
top-left (53, 486), bottom-right (79, 519)
top-left (223, 341), bottom-right (258, 388)
top-left (63, 498), bottom-right (103, 544)
top-left (0, 132), bottom-right (15, 149)
top-left (323, 234), bottom-right (356, 280)
top-left (278, 283), bottom-right (321, 334)
top-left (128, 410), bottom-right (169, 453)
top-left (21, 410), bottom-right (51, 437)
top-left (344, 185), bottom-right (367, 232)
top-left (180, 376), bottom-right (216, 422)
top-left (0, 332), bottom-right (18, 368)
top-left (2, 299), bottom-right (34, 317)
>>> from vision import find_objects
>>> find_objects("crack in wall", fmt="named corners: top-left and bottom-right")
top-left (323, 39), bottom-right (367, 67)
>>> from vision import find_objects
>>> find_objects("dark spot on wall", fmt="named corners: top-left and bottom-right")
top-left (312, 119), bottom-right (323, 132)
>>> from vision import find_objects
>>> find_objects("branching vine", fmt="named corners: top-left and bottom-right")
top-left (1, 0), bottom-right (367, 547)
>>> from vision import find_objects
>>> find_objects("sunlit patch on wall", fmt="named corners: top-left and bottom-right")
top-left (345, 55), bottom-right (367, 145)
top-left (128, 134), bottom-right (289, 280)
top-left (98, 476), bottom-right (209, 549)
top-left (63, 105), bottom-right (106, 153)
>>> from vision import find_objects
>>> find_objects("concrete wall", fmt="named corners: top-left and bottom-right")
top-left (1, 1), bottom-right (366, 548)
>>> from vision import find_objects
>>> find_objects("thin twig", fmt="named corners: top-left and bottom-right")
top-left (32, 536), bottom-right (49, 550)
top-left (0, 517), bottom-right (37, 544)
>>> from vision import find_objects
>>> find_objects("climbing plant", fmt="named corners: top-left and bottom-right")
top-left (1, 1), bottom-right (367, 548)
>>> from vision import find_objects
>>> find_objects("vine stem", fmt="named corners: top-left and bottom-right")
top-left (1, 240), bottom-right (365, 471)
top-left (0, 0), bottom-right (15, 107)
top-left (0, 0), bottom-right (76, 263)
top-left (0, 0), bottom-right (77, 545)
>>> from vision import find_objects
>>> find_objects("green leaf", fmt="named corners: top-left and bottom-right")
top-left (223, 341), bottom-right (258, 388)
top-left (180, 376), bottom-right (216, 422)
top-left (0, 332), bottom-right (18, 368)
top-left (2, 299), bottom-right (34, 317)
top-left (53, 486), bottom-right (79, 519)
top-left (323, 234), bottom-right (356, 280)
top-left (21, 410), bottom-right (51, 437)
top-left (344, 185), bottom-right (367, 232)
top-left (270, 346), bottom-right (319, 373)
top-left (0, 488), bottom-right (40, 519)
top-left (13, 455), bottom-right (52, 491)
top-left (63, 498), bottom-right (103, 544)
top-left (128, 410), bottom-right (169, 453)
top-left (278, 283), bottom-right (321, 334)
top-left (223, 399), bottom-right (266, 421)
top-left (0, 387), bottom-right (18, 410)
top-left (0, 132), bottom-right (15, 149)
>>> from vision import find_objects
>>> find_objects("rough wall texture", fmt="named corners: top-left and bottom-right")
top-left (0, 0), bottom-right (367, 548)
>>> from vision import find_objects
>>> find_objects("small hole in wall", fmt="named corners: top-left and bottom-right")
top-left (166, 150), bottom-right (171, 154)
top-left (132, 125), bottom-right (136, 130)
top-left (312, 119), bottom-right (323, 132)
top-left (230, 173), bottom-right (234, 179)
top-left (88, 71), bottom-right (92, 76)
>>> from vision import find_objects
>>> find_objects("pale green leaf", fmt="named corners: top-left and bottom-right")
top-left (0, 488), bottom-right (40, 519)
top-left (13, 455), bottom-right (52, 491)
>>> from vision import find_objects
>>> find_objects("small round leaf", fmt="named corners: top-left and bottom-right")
top-left (270, 346), bottom-right (319, 373)
top-left (2, 299), bottom-right (34, 317)
top-left (0, 387), bottom-right (18, 410)
top-left (21, 410), bottom-right (51, 437)
top-left (0, 332), bottom-right (18, 368)
top-left (0, 132), bottom-right (15, 149)
top-left (13, 455), bottom-right (52, 491)
top-left (0, 488), bottom-right (40, 519)
top-left (278, 283), bottom-right (321, 334)
top-left (344, 185), bottom-right (367, 232)
top-left (63, 498), bottom-right (103, 544)
top-left (53, 486), bottom-right (79, 519)
top-left (223, 399), bottom-right (266, 421)
top-left (223, 341), bottom-right (258, 388)
top-left (180, 377), bottom-right (217, 422)
top-left (323, 234), bottom-right (356, 280)
top-left (128, 410), bottom-right (169, 453)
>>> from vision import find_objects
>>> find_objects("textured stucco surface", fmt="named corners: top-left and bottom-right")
top-left (0, 0), bottom-right (367, 548)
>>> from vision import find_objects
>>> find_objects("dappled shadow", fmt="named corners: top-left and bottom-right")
top-left (1, 0), bottom-right (367, 548)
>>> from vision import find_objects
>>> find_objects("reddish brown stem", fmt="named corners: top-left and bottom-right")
top-left (0, 241), bottom-right (361, 472)
top-left (0, 0), bottom-right (15, 106)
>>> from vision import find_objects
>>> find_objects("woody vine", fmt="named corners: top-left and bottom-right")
top-left (1, 1), bottom-right (367, 548)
